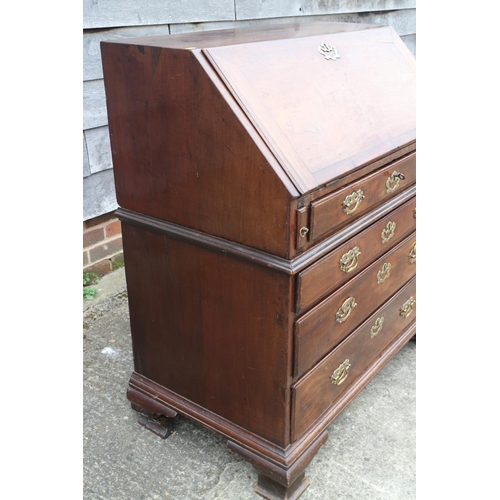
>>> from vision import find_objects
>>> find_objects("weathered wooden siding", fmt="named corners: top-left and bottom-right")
top-left (170, 9), bottom-right (416, 34)
top-left (234, 0), bottom-right (416, 20)
top-left (83, 0), bottom-right (235, 29)
top-left (83, 1), bottom-right (416, 221)
top-left (83, 169), bottom-right (118, 220)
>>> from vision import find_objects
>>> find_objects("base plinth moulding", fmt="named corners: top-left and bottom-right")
top-left (124, 321), bottom-right (415, 499)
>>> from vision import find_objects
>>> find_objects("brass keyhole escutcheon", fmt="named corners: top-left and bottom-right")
top-left (376, 262), bottom-right (391, 285)
top-left (381, 221), bottom-right (396, 244)
top-left (299, 226), bottom-right (309, 238)
top-left (340, 246), bottom-right (361, 273)
top-left (386, 171), bottom-right (406, 193)
top-left (331, 359), bottom-right (351, 386)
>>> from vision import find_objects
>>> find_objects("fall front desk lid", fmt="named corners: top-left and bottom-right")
top-left (203, 24), bottom-right (416, 194)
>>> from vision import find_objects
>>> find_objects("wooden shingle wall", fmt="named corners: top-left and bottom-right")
top-left (83, 0), bottom-right (416, 221)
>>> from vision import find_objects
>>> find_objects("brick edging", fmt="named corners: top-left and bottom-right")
top-left (83, 211), bottom-right (124, 276)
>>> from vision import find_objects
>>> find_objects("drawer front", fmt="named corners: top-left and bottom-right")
top-left (310, 152), bottom-right (416, 243)
top-left (297, 196), bottom-right (416, 313)
top-left (294, 233), bottom-right (416, 377)
top-left (292, 277), bottom-right (416, 440)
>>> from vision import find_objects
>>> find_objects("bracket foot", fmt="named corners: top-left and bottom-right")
top-left (137, 412), bottom-right (173, 439)
top-left (255, 472), bottom-right (310, 500)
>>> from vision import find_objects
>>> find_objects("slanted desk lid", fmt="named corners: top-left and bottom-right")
top-left (204, 25), bottom-right (416, 194)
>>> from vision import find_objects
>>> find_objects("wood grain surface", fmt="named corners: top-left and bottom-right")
top-left (100, 21), bottom-right (417, 498)
top-left (310, 151), bottom-right (416, 242)
top-left (294, 232), bottom-right (416, 377)
top-left (292, 276), bottom-right (416, 439)
top-left (297, 196), bottom-right (416, 312)
top-left (121, 221), bottom-right (295, 446)
top-left (206, 25), bottom-right (415, 193)
top-left (101, 42), bottom-right (296, 257)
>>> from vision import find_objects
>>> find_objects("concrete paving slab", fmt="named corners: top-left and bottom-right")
top-left (83, 269), bottom-right (416, 500)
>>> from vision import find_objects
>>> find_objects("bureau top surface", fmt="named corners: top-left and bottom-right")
top-left (105, 22), bottom-right (415, 194)
top-left (107, 21), bottom-right (380, 50)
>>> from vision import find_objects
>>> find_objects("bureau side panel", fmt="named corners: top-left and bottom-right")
top-left (101, 43), bottom-right (295, 258)
top-left (122, 222), bottom-right (293, 447)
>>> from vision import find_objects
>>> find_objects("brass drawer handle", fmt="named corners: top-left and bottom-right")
top-left (342, 189), bottom-right (365, 215)
top-left (340, 246), bottom-right (361, 273)
top-left (400, 296), bottom-right (416, 318)
top-left (409, 243), bottom-right (416, 264)
top-left (331, 359), bottom-right (351, 386)
top-left (376, 262), bottom-right (391, 285)
top-left (370, 317), bottom-right (384, 338)
top-left (335, 297), bottom-right (357, 323)
top-left (381, 221), bottom-right (396, 244)
top-left (386, 171), bottom-right (406, 193)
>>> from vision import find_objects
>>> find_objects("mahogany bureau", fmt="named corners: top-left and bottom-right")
top-left (101, 21), bottom-right (416, 500)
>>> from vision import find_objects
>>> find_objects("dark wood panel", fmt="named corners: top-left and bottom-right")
top-left (310, 152), bottom-right (416, 242)
top-left (101, 43), bottom-right (295, 257)
top-left (121, 222), bottom-right (294, 446)
top-left (292, 277), bottom-right (416, 440)
top-left (297, 196), bottom-right (416, 312)
top-left (293, 186), bottom-right (415, 263)
top-left (116, 189), bottom-right (415, 276)
top-left (294, 233), bottom-right (416, 377)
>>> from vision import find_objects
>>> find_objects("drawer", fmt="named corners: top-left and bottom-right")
top-left (297, 196), bottom-right (416, 313)
top-left (309, 152), bottom-right (416, 243)
top-left (292, 277), bottom-right (416, 440)
top-left (294, 233), bottom-right (416, 377)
